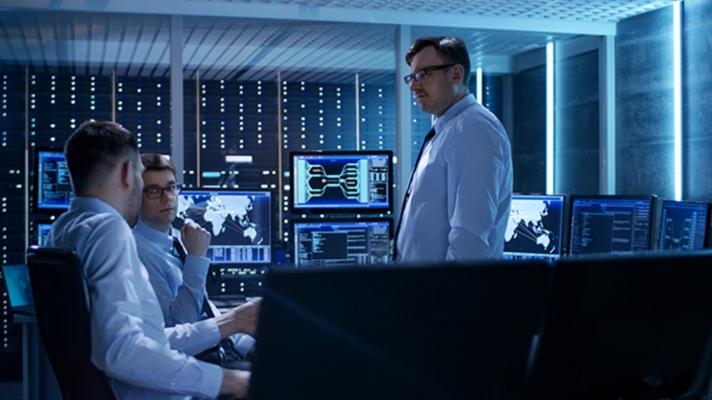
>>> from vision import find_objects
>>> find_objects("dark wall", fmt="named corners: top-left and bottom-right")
top-left (616, 6), bottom-right (674, 198)
top-left (512, 65), bottom-right (546, 194)
top-left (555, 50), bottom-right (600, 195)
top-left (684, 0), bottom-right (712, 201)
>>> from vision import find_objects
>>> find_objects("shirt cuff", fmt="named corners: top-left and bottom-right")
top-left (196, 360), bottom-right (224, 399)
top-left (230, 334), bottom-right (256, 358)
top-left (197, 318), bottom-right (222, 347)
top-left (182, 255), bottom-right (210, 293)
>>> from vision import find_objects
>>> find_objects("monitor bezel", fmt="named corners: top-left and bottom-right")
top-left (174, 188), bottom-right (273, 264)
top-left (658, 199), bottom-right (711, 251)
top-left (32, 147), bottom-right (72, 214)
top-left (291, 217), bottom-right (394, 267)
top-left (504, 193), bottom-right (567, 259)
top-left (567, 194), bottom-right (657, 255)
top-left (289, 150), bottom-right (394, 214)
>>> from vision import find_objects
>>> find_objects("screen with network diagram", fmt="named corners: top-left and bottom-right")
top-left (35, 150), bottom-right (73, 211)
top-left (569, 196), bottom-right (654, 255)
top-left (174, 190), bottom-right (271, 264)
top-left (291, 151), bottom-right (392, 212)
top-left (504, 195), bottom-right (565, 261)
top-left (658, 200), bottom-right (709, 251)
top-left (293, 220), bottom-right (392, 267)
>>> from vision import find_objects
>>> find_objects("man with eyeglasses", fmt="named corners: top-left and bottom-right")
top-left (394, 37), bottom-right (512, 263)
top-left (133, 153), bottom-right (257, 362)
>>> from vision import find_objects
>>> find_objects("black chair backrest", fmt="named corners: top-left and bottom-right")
top-left (249, 261), bottom-right (551, 400)
top-left (528, 251), bottom-right (712, 399)
top-left (27, 246), bottom-right (116, 400)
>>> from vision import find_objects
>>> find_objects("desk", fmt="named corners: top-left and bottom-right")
top-left (16, 315), bottom-right (61, 400)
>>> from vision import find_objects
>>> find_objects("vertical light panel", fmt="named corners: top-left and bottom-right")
top-left (475, 67), bottom-right (483, 104)
top-left (546, 41), bottom-right (555, 195)
top-left (673, 1), bottom-right (683, 201)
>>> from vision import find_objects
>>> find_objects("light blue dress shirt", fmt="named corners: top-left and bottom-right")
top-left (133, 219), bottom-right (256, 356)
top-left (396, 94), bottom-right (513, 263)
top-left (47, 197), bottom-right (223, 400)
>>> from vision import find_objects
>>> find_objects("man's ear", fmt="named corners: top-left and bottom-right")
top-left (451, 64), bottom-right (465, 85)
top-left (120, 160), bottom-right (131, 189)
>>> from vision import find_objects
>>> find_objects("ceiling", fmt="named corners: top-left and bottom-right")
top-left (0, 1), bottom-right (674, 82)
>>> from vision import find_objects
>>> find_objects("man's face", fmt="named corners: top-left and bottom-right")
top-left (140, 168), bottom-right (178, 229)
top-left (409, 45), bottom-right (457, 117)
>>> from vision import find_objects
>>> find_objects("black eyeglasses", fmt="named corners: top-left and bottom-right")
top-left (143, 183), bottom-right (181, 199)
top-left (403, 64), bottom-right (455, 84)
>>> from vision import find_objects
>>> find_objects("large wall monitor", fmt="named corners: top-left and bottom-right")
top-left (504, 195), bottom-right (565, 261)
top-left (569, 196), bottom-right (655, 255)
top-left (293, 219), bottom-right (392, 267)
top-left (658, 200), bottom-right (710, 251)
top-left (174, 190), bottom-right (271, 264)
top-left (34, 149), bottom-right (73, 211)
top-left (291, 151), bottom-right (393, 213)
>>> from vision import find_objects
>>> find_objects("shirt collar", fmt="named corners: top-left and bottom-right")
top-left (433, 93), bottom-right (476, 135)
top-left (69, 197), bottom-right (124, 219)
top-left (134, 217), bottom-right (174, 251)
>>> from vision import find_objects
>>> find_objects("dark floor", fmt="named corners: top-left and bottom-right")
top-left (0, 382), bottom-right (21, 400)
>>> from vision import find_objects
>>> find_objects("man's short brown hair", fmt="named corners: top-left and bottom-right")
top-left (406, 36), bottom-right (471, 87)
top-left (141, 153), bottom-right (176, 176)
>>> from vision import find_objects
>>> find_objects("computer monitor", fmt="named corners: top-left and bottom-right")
top-left (293, 219), bottom-right (392, 267)
top-left (504, 195), bottom-right (565, 261)
top-left (529, 252), bottom-right (712, 398)
top-left (36, 223), bottom-right (53, 246)
top-left (1, 264), bottom-right (33, 313)
top-left (174, 189), bottom-right (271, 264)
top-left (206, 265), bottom-right (267, 299)
top-left (34, 149), bottom-right (73, 211)
top-left (658, 200), bottom-right (710, 251)
top-left (290, 151), bottom-right (393, 213)
top-left (568, 196), bottom-right (655, 255)
top-left (250, 262), bottom-right (550, 400)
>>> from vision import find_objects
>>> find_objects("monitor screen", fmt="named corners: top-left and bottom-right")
top-left (206, 265), bottom-right (267, 299)
top-left (504, 195), bottom-right (565, 261)
top-left (174, 190), bottom-right (271, 264)
top-left (37, 223), bottom-right (53, 246)
top-left (293, 219), bottom-right (392, 267)
top-left (569, 196), bottom-right (654, 255)
top-left (291, 151), bottom-right (393, 212)
top-left (1, 264), bottom-right (33, 310)
top-left (658, 200), bottom-right (710, 251)
top-left (35, 150), bottom-right (73, 210)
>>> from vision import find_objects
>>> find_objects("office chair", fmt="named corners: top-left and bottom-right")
top-left (27, 246), bottom-right (117, 400)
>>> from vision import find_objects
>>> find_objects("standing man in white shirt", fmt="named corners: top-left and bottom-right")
top-left (134, 153), bottom-right (255, 359)
top-left (48, 120), bottom-right (255, 399)
top-left (395, 37), bottom-right (513, 263)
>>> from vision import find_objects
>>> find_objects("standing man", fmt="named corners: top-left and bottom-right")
top-left (395, 37), bottom-right (513, 263)
top-left (48, 121), bottom-right (255, 399)
top-left (134, 153), bottom-right (255, 359)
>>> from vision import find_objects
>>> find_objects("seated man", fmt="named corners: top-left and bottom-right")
top-left (47, 120), bottom-right (255, 399)
top-left (133, 153), bottom-right (255, 359)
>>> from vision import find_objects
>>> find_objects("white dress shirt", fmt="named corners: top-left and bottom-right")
top-left (396, 94), bottom-right (513, 263)
top-left (47, 197), bottom-right (223, 400)
top-left (133, 218), bottom-right (256, 357)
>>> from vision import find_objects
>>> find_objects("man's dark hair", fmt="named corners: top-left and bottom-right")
top-left (141, 153), bottom-right (176, 176)
top-left (406, 36), bottom-right (471, 87)
top-left (64, 120), bottom-right (139, 195)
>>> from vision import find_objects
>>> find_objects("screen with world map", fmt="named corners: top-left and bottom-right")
top-left (504, 195), bottom-right (565, 261)
top-left (174, 189), bottom-right (272, 264)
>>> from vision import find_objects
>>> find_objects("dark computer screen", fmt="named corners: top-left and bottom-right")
top-left (36, 223), bottom-right (53, 246)
top-left (1, 264), bottom-right (33, 310)
top-left (174, 190), bottom-right (271, 264)
top-left (293, 219), bottom-right (392, 267)
top-left (206, 265), bottom-right (267, 298)
top-left (504, 195), bottom-right (565, 261)
top-left (569, 196), bottom-right (654, 255)
top-left (291, 151), bottom-right (393, 212)
top-left (35, 149), bottom-right (73, 211)
top-left (658, 200), bottom-right (710, 251)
